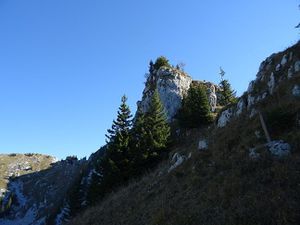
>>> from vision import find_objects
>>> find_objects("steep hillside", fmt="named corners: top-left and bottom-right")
top-left (0, 154), bottom-right (56, 199)
top-left (69, 42), bottom-right (300, 225)
top-left (0, 156), bottom-right (88, 225)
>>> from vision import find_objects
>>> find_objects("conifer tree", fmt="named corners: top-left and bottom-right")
top-left (143, 89), bottom-right (170, 159)
top-left (99, 95), bottom-right (133, 189)
top-left (219, 79), bottom-right (237, 106)
top-left (218, 68), bottom-right (237, 106)
top-left (153, 56), bottom-right (171, 70)
top-left (178, 83), bottom-right (213, 128)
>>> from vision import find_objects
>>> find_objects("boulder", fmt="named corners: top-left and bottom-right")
top-left (295, 60), bottom-right (300, 73)
top-left (267, 140), bottom-right (291, 157)
top-left (280, 54), bottom-right (288, 66)
top-left (292, 85), bottom-right (300, 97)
top-left (198, 139), bottom-right (208, 151)
top-left (168, 153), bottom-right (186, 173)
top-left (288, 66), bottom-right (294, 79)
top-left (217, 108), bottom-right (233, 128)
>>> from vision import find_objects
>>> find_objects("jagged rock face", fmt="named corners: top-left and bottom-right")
top-left (217, 41), bottom-right (300, 127)
top-left (137, 67), bottom-right (220, 121)
top-left (137, 67), bottom-right (192, 121)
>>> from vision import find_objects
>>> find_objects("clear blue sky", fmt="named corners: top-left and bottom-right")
top-left (0, 0), bottom-right (299, 160)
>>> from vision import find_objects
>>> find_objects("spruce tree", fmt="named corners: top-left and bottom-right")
top-left (144, 89), bottom-right (170, 159)
top-left (218, 68), bottom-right (237, 106)
top-left (91, 95), bottom-right (133, 199)
top-left (219, 79), bottom-right (237, 106)
top-left (178, 83), bottom-right (213, 128)
top-left (153, 56), bottom-right (171, 70)
top-left (105, 95), bottom-right (132, 178)
top-left (130, 109), bottom-right (148, 173)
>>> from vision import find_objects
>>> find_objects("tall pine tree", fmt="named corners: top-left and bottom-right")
top-left (89, 95), bottom-right (133, 202)
top-left (218, 68), bottom-right (237, 106)
top-left (104, 95), bottom-right (132, 181)
top-left (144, 89), bottom-right (170, 160)
top-left (219, 80), bottom-right (237, 106)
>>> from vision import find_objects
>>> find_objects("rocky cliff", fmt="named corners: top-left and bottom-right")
top-left (217, 42), bottom-right (300, 128)
top-left (137, 66), bottom-right (219, 121)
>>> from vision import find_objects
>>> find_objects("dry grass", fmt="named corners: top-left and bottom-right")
top-left (68, 42), bottom-right (300, 225)
top-left (0, 153), bottom-right (55, 191)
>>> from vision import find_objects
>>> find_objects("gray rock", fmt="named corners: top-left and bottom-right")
top-left (208, 85), bottom-right (217, 112)
top-left (280, 54), bottom-right (288, 66)
top-left (236, 98), bottom-right (245, 116)
top-left (292, 85), bottom-right (300, 97)
top-left (255, 130), bottom-right (261, 139)
top-left (288, 66), bottom-right (294, 79)
top-left (295, 60), bottom-right (300, 72)
top-left (267, 72), bottom-right (275, 94)
top-left (247, 94), bottom-right (255, 109)
top-left (198, 139), bottom-right (208, 151)
top-left (249, 108), bottom-right (258, 118)
top-left (168, 153), bottom-right (186, 173)
top-left (289, 52), bottom-right (293, 61)
top-left (217, 108), bottom-right (233, 128)
top-left (138, 67), bottom-right (192, 121)
top-left (267, 140), bottom-right (291, 157)
top-left (275, 64), bottom-right (281, 71)
top-left (249, 148), bottom-right (260, 159)
top-left (247, 81), bottom-right (255, 93)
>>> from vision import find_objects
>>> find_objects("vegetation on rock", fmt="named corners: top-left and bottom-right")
top-left (177, 83), bottom-right (213, 128)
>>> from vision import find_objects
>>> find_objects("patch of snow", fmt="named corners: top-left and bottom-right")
top-left (55, 201), bottom-right (71, 225)
top-left (275, 64), bottom-right (281, 71)
top-left (0, 206), bottom-right (38, 225)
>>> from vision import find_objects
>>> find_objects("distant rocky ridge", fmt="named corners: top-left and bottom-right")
top-left (0, 154), bottom-right (56, 199)
top-left (0, 154), bottom-right (87, 225)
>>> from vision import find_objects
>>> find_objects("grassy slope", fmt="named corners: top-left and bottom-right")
top-left (70, 43), bottom-right (300, 225)
top-left (0, 153), bottom-right (55, 191)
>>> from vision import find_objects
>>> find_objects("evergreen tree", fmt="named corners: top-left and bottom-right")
top-left (217, 68), bottom-right (237, 106)
top-left (153, 56), bottom-right (171, 70)
top-left (178, 83), bottom-right (213, 128)
top-left (219, 79), bottom-right (237, 106)
top-left (105, 95), bottom-right (132, 179)
top-left (90, 95), bottom-right (133, 199)
top-left (143, 90), bottom-right (170, 159)
top-left (129, 109), bottom-right (148, 173)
